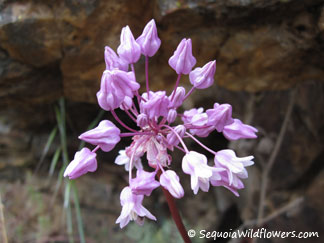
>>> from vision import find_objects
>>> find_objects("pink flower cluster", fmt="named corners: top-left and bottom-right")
top-left (64, 19), bottom-right (258, 228)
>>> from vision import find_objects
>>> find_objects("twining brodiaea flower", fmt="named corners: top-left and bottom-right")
top-left (64, 19), bottom-right (258, 228)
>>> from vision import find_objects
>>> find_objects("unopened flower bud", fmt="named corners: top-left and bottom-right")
top-left (182, 107), bottom-right (214, 137)
top-left (64, 148), bottom-right (97, 179)
top-left (97, 69), bottom-right (140, 111)
top-left (117, 26), bottom-right (141, 64)
top-left (136, 19), bottom-right (161, 57)
top-left (189, 60), bottom-right (216, 89)
top-left (223, 119), bottom-right (258, 141)
top-left (167, 109), bottom-right (177, 123)
top-left (182, 107), bottom-right (204, 124)
top-left (160, 170), bottom-right (184, 198)
top-left (191, 112), bottom-right (208, 127)
top-left (104, 46), bottom-right (128, 71)
top-left (97, 90), bottom-right (119, 112)
top-left (169, 86), bottom-right (185, 108)
top-left (119, 96), bottom-right (133, 111)
top-left (79, 120), bottom-right (121, 152)
top-left (166, 125), bottom-right (186, 148)
top-left (206, 103), bottom-right (233, 132)
top-left (140, 91), bottom-right (170, 119)
top-left (168, 38), bottom-right (196, 74)
top-left (137, 113), bottom-right (148, 127)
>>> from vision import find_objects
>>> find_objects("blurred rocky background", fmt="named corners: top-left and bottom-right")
top-left (0, 0), bottom-right (323, 242)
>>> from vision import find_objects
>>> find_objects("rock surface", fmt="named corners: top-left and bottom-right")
top-left (1, 0), bottom-right (324, 106)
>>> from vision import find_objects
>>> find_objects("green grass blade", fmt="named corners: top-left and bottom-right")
top-left (55, 105), bottom-right (69, 165)
top-left (59, 98), bottom-right (66, 133)
top-left (66, 203), bottom-right (74, 243)
top-left (55, 98), bottom-right (86, 243)
top-left (65, 181), bottom-right (74, 243)
top-left (64, 180), bottom-right (72, 209)
top-left (72, 182), bottom-right (86, 243)
top-left (40, 126), bottom-right (58, 163)
top-left (34, 126), bottom-right (58, 173)
top-left (51, 163), bottom-right (66, 204)
top-left (49, 147), bottom-right (61, 177)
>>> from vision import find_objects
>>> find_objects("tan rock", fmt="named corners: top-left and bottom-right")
top-left (0, 0), bottom-right (323, 103)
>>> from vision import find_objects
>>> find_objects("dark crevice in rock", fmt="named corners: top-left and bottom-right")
top-left (210, 204), bottom-right (242, 243)
top-left (285, 150), bottom-right (324, 191)
top-left (163, 0), bottom-right (324, 29)
top-left (0, 61), bottom-right (63, 109)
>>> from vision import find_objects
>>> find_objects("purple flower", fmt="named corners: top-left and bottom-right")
top-left (137, 113), bottom-right (148, 128)
top-left (68, 19), bottom-right (258, 229)
top-left (96, 86), bottom-right (120, 112)
top-left (104, 46), bottom-right (128, 71)
top-left (206, 103), bottom-right (234, 132)
top-left (97, 69), bottom-right (140, 111)
top-left (214, 149), bottom-right (254, 185)
top-left (182, 107), bottom-right (204, 124)
top-left (117, 26), bottom-right (141, 64)
top-left (115, 150), bottom-right (143, 171)
top-left (146, 137), bottom-right (169, 168)
top-left (223, 118), bottom-right (258, 140)
top-left (126, 135), bottom-right (150, 161)
top-left (136, 19), bottom-right (161, 57)
top-left (116, 186), bottom-right (156, 228)
top-left (119, 96), bottom-right (133, 111)
top-left (131, 170), bottom-right (160, 196)
top-left (140, 91), bottom-right (170, 119)
top-left (64, 148), bottom-right (97, 179)
top-left (191, 112), bottom-right (208, 127)
top-left (183, 108), bottom-right (214, 137)
top-left (168, 86), bottom-right (186, 108)
top-left (168, 38), bottom-right (196, 74)
top-left (79, 120), bottom-right (121, 152)
top-left (160, 170), bottom-right (184, 199)
top-left (189, 60), bottom-right (216, 89)
top-left (167, 109), bottom-right (177, 123)
top-left (182, 151), bottom-right (214, 194)
top-left (210, 171), bottom-right (244, 197)
top-left (166, 125), bottom-right (186, 149)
